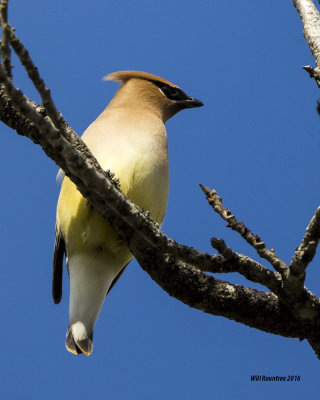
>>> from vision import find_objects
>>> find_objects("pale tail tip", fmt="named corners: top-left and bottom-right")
top-left (66, 326), bottom-right (93, 356)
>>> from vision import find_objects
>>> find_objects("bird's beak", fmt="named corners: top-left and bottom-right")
top-left (177, 97), bottom-right (204, 108)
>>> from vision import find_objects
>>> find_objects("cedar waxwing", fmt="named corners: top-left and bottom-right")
top-left (53, 71), bottom-right (203, 356)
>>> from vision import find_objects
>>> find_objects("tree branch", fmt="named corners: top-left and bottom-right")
top-left (200, 184), bottom-right (320, 322)
top-left (1, 18), bottom-right (75, 136)
top-left (210, 237), bottom-right (282, 294)
top-left (200, 185), bottom-right (288, 274)
top-left (293, 0), bottom-right (320, 86)
top-left (132, 241), bottom-right (319, 341)
top-left (0, 0), bottom-right (11, 78)
top-left (282, 207), bottom-right (320, 299)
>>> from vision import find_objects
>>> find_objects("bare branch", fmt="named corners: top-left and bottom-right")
top-left (2, 20), bottom-right (73, 136)
top-left (282, 207), bottom-right (320, 298)
top-left (200, 185), bottom-right (288, 275)
top-left (291, 206), bottom-right (320, 272)
top-left (132, 241), bottom-right (320, 341)
top-left (201, 185), bottom-right (320, 320)
top-left (293, 0), bottom-right (320, 86)
top-left (302, 65), bottom-right (320, 83)
top-left (210, 237), bottom-right (282, 294)
top-left (0, 0), bottom-right (11, 78)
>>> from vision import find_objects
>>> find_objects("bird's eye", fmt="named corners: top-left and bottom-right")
top-left (161, 86), bottom-right (174, 98)
top-left (151, 80), bottom-right (190, 101)
top-left (160, 85), bottom-right (189, 101)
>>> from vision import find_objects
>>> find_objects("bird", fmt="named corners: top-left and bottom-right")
top-left (52, 71), bottom-right (203, 356)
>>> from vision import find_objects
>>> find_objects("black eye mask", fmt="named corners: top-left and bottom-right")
top-left (150, 80), bottom-right (191, 101)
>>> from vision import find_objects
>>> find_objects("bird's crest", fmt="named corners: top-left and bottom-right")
top-left (103, 70), bottom-right (179, 88)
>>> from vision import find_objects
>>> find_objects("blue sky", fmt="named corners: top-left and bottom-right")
top-left (1, 0), bottom-right (320, 398)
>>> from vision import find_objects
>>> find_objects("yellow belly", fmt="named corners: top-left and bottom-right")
top-left (57, 157), bottom-right (168, 261)
top-left (56, 177), bottom-right (130, 258)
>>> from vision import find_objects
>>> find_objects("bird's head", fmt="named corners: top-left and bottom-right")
top-left (104, 71), bottom-right (203, 122)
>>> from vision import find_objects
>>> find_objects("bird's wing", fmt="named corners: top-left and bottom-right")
top-left (52, 227), bottom-right (65, 304)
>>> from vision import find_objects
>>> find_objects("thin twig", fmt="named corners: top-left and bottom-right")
top-left (290, 206), bottom-right (320, 273)
top-left (302, 65), bottom-right (320, 83)
top-left (200, 185), bottom-right (288, 275)
top-left (1, 18), bottom-right (73, 137)
top-left (210, 237), bottom-right (282, 294)
top-left (0, 0), bottom-right (11, 78)
top-left (283, 207), bottom-right (320, 298)
top-left (0, 62), bottom-right (75, 146)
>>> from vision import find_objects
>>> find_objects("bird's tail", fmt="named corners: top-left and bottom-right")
top-left (66, 323), bottom-right (93, 355)
top-left (66, 253), bottom-right (118, 356)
